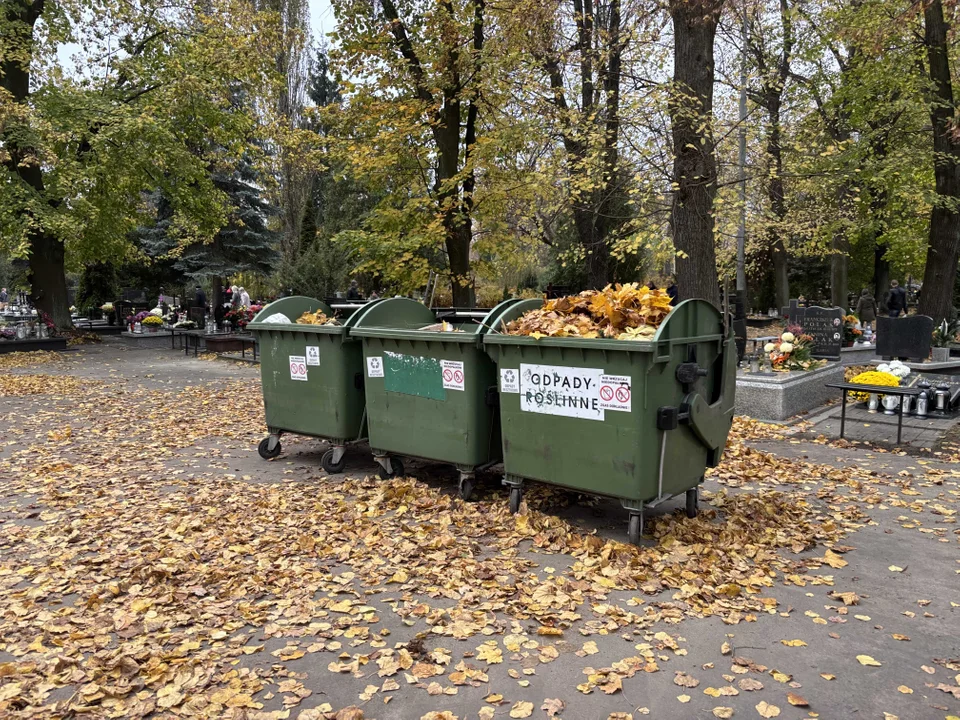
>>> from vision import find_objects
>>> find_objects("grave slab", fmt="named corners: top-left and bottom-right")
top-left (735, 361), bottom-right (844, 422)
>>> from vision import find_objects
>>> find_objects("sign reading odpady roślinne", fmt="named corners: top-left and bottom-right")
top-left (518, 363), bottom-right (631, 421)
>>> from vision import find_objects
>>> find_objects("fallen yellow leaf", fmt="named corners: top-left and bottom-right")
top-left (856, 655), bottom-right (881, 667)
top-left (509, 701), bottom-right (533, 718)
top-left (786, 692), bottom-right (808, 706)
top-left (780, 639), bottom-right (807, 647)
top-left (756, 700), bottom-right (781, 718)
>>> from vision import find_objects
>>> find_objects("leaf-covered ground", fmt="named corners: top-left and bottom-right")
top-left (1, 345), bottom-right (958, 720)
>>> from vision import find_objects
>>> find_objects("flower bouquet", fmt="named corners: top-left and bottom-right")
top-left (849, 369), bottom-right (899, 402)
top-left (842, 315), bottom-right (862, 346)
top-left (141, 314), bottom-right (163, 332)
top-left (763, 327), bottom-right (823, 371)
top-left (225, 306), bottom-right (255, 330)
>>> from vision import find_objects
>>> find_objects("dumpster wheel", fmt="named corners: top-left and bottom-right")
top-left (685, 487), bottom-right (699, 519)
top-left (627, 514), bottom-right (643, 545)
top-left (377, 456), bottom-right (404, 480)
top-left (458, 474), bottom-right (476, 501)
top-left (508, 486), bottom-right (522, 514)
top-left (321, 448), bottom-right (346, 474)
top-left (258, 436), bottom-right (281, 460)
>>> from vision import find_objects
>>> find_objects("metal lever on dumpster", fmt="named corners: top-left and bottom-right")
top-left (676, 361), bottom-right (708, 388)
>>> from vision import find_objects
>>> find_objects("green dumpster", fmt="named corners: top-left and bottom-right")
top-left (248, 296), bottom-right (383, 472)
top-left (350, 298), bottom-right (520, 499)
top-left (483, 298), bottom-right (736, 543)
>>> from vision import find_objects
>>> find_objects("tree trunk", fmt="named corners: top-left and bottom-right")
top-left (1, 0), bottom-right (71, 329)
top-left (765, 96), bottom-right (790, 310)
top-left (575, 208), bottom-right (611, 290)
top-left (919, 0), bottom-right (960, 322)
top-left (873, 242), bottom-right (890, 305)
top-left (28, 231), bottom-right (72, 328)
top-left (212, 276), bottom-right (223, 309)
top-left (669, 0), bottom-right (724, 307)
top-left (447, 222), bottom-right (474, 307)
top-left (830, 240), bottom-right (849, 310)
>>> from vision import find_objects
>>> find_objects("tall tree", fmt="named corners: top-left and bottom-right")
top-left (2, 0), bottom-right (70, 325)
top-left (745, 0), bottom-right (794, 310)
top-left (522, 0), bottom-right (628, 289)
top-left (327, 0), bottom-right (506, 305)
top-left (0, 0), bottom-right (280, 327)
top-left (669, 0), bottom-right (725, 306)
top-left (256, 0), bottom-right (312, 261)
top-left (918, 0), bottom-right (960, 322)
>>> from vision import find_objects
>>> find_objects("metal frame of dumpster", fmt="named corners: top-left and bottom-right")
top-left (349, 298), bottom-right (523, 499)
top-left (483, 298), bottom-right (736, 544)
top-left (248, 296), bottom-right (384, 472)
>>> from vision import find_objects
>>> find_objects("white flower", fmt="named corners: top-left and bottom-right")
top-left (780, 342), bottom-right (794, 353)
top-left (781, 332), bottom-right (795, 342)
top-left (877, 363), bottom-right (890, 373)
top-left (764, 343), bottom-right (776, 353)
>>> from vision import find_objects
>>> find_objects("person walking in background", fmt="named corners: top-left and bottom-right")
top-left (346, 280), bottom-right (362, 301)
top-left (886, 280), bottom-right (907, 318)
top-left (230, 285), bottom-right (241, 308)
top-left (666, 278), bottom-right (678, 304)
top-left (855, 288), bottom-right (877, 331)
top-left (239, 287), bottom-right (250, 307)
top-left (0, 288), bottom-right (8, 309)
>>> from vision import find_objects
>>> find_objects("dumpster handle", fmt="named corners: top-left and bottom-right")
top-left (657, 430), bottom-right (667, 499)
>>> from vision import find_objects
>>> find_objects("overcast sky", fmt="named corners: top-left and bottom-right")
top-left (309, 0), bottom-right (336, 43)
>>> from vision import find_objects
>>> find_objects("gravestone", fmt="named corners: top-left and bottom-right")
top-left (801, 306), bottom-right (844, 359)
top-left (781, 299), bottom-right (806, 327)
top-left (876, 315), bottom-right (933, 361)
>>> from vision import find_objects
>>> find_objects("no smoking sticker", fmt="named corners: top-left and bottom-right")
top-left (289, 355), bottom-right (308, 382)
top-left (441, 359), bottom-right (465, 391)
top-left (599, 374), bottom-right (631, 412)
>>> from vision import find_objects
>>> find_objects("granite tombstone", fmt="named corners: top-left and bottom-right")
top-left (876, 314), bottom-right (934, 361)
top-left (781, 299), bottom-right (806, 327)
top-left (800, 306), bottom-right (844, 359)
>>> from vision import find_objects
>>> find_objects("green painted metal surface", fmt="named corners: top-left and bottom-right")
top-left (248, 296), bottom-right (375, 442)
top-left (351, 299), bottom-right (519, 468)
top-left (483, 299), bottom-right (736, 503)
top-left (383, 351), bottom-right (446, 400)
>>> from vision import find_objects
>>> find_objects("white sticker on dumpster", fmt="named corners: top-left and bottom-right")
top-left (519, 363), bottom-right (605, 420)
top-left (500, 368), bottom-right (519, 394)
top-left (441, 359), bottom-right (465, 390)
top-left (289, 355), bottom-right (308, 381)
top-left (366, 356), bottom-right (384, 378)
top-left (599, 374), bottom-right (631, 412)
top-left (305, 345), bottom-right (320, 366)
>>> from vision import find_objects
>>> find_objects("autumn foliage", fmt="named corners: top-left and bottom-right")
top-left (505, 284), bottom-right (673, 340)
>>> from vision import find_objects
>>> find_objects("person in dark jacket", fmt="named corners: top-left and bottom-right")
top-left (194, 285), bottom-right (207, 309)
top-left (855, 288), bottom-right (877, 331)
top-left (666, 279), bottom-right (679, 304)
top-left (346, 280), bottom-right (362, 301)
top-left (886, 280), bottom-right (907, 318)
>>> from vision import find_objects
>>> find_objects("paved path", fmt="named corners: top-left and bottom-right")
top-left (0, 342), bottom-right (957, 720)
